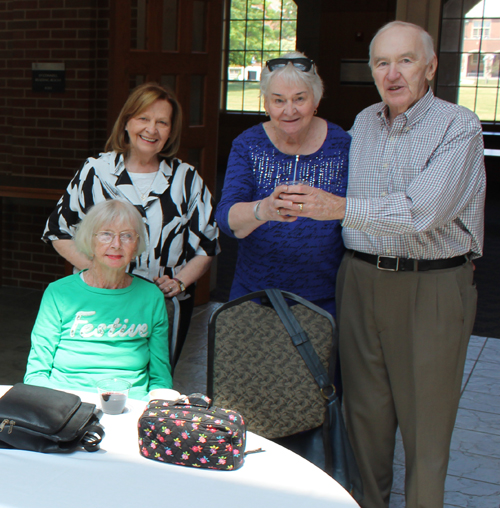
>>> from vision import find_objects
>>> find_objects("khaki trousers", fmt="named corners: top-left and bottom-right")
top-left (336, 252), bottom-right (477, 508)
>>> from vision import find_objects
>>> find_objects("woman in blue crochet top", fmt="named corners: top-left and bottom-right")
top-left (216, 52), bottom-right (350, 319)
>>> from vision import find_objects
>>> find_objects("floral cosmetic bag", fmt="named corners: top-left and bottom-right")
top-left (138, 393), bottom-right (246, 470)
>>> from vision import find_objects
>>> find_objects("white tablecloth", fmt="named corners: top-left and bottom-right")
top-left (0, 386), bottom-right (359, 508)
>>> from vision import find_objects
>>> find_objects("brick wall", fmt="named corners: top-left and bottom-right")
top-left (2, 199), bottom-right (66, 290)
top-left (0, 0), bottom-right (110, 289)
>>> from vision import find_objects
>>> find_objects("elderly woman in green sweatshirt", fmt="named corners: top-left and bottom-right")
top-left (24, 199), bottom-right (173, 400)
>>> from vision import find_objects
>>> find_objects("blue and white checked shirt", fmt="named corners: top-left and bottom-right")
top-left (343, 89), bottom-right (486, 260)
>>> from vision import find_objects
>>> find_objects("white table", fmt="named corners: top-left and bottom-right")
top-left (0, 386), bottom-right (359, 508)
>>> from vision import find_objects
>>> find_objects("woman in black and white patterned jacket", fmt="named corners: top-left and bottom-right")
top-left (43, 82), bottom-right (220, 362)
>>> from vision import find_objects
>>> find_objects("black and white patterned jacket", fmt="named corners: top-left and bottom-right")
top-left (43, 151), bottom-right (220, 280)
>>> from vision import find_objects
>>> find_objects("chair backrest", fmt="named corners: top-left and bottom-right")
top-left (130, 274), bottom-right (180, 372)
top-left (165, 296), bottom-right (181, 369)
top-left (207, 289), bottom-right (337, 439)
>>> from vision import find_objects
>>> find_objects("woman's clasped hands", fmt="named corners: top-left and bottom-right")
top-left (257, 184), bottom-right (297, 223)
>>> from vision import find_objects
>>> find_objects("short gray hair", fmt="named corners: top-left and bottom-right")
top-left (260, 51), bottom-right (324, 105)
top-left (369, 21), bottom-right (436, 69)
top-left (75, 199), bottom-right (147, 259)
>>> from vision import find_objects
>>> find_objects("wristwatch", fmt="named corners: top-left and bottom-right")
top-left (173, 278), bottom-right (186, 292)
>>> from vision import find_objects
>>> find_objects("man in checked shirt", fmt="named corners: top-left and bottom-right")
top-left (279, 20), bottom-right (485, 508)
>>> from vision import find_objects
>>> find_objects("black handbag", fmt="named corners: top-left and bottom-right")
top-left (0, 383), bottom-right (104, 453)
top-left (264, 289), bottom-right (363, 502)
top-left (138, 393), bottom-right (246, 470)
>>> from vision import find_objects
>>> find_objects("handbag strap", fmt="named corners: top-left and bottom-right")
top-left (265, 289), bottom-right (337, 403)
top-left (80, 418), bottom-right (105, 452)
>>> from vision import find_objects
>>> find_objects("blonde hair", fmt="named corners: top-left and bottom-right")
top-left (105, 82), bottom-right (182, 159)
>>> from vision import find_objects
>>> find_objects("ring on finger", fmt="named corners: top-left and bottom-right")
top-left (298, 203), bottom-right (303, 212)
top-left (277, 208), bottom-right (281, 215)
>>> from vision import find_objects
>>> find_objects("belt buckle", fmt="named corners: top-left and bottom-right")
top-left (377, 255), bottom-right (399, 271)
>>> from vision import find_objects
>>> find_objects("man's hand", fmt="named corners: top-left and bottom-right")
top-left (278, 183), bottom-right (346, 221)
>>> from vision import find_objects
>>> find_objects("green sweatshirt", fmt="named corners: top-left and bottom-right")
top-left (24, 272), bottom-right (173, 400)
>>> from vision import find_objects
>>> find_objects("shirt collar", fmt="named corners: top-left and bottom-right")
top-left (112, 152), bottom-right (126, 175)
top-left (377, 87), bottom-right (435, 127)
top-left (111, 152), bottom-right (174, 178)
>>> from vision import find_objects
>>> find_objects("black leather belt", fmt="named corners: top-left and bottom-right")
top-left (351, 251), bottom-right (467, 272)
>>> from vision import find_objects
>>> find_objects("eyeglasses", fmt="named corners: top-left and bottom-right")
top-left (266, 58), bottom-right (314, 73)
top-left (94, 231), bottom-right (139, 244)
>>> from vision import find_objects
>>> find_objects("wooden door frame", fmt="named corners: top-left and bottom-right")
top-left (107, 0), bottom-right (224, 305)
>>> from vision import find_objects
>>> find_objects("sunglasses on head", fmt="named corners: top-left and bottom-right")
top-left (266, 57), bottom-right (314, 73)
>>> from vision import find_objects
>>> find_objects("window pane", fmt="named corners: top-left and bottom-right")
top-left (458, 86), bottom-right (477, 111)
top-left (281, 21), bottom-right (297, 51)
top-left (263, 25), bottom-right (282, 50)
top-left (245, 52), bottom-right (260, 68)
top-left (282, 0), bottom-right (297, 19)
top-left (229, 50), bottom-right (245, 67)
top-left (131, 0), bottom-right (147, 50)
top-left (230, 21), bottom-right (246, 50)
top-left (192, 1), bottom-right (207, 52)
top-left (228, 64), bottom-right (244, 81)
top-left (483, 54), bottom-right (499, 84)
top-left (492, 55), bottom-right (500, 78)
top-left (475, 87), bottom-right (498, 120)
top-left (231, 0), bottom-right (247, 20)
top-left (243, 81), bottom-right (261, 111)
top-left (442, 0), bottom-right (463, 19)
top-left (263, 50), bottom-right (281, 62)
top-left (465, 53), bottom-right (481, 76)
top-left (246, 21), bottom-right (263, 51)
top-left (247, 1), bottom-right (264, 20)
top-left (265, 0), bottom-right (280, 20)
top-left (483, 0), bottom-right (498, 17)
top-left (441, 19), bottom-right (462, 52)
top-left (162, 0), bottom-right (178, 51)
top-left (227, 81), bottom-right (244, 110)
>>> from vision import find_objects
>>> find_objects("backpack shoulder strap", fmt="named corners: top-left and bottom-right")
top-left (265, 289), bottom-right (337, 403)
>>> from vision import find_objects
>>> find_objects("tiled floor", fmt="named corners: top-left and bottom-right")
top-left (1, 290), bottom-right (499, 507)
top-left (389, 335), bottom-right (500, 507)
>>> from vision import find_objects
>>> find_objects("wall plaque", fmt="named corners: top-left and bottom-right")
top-left (32, 63), bottom-right (65, 93)
top-left (340, 59), bottom-right (373, 85)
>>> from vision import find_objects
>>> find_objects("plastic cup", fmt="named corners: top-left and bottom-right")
top-left (282, 180), bottom-right (309, 194)
top-left (148, 388), bottom-right (181, 401)
top-left (96, 378), bottom-right (131, 415)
